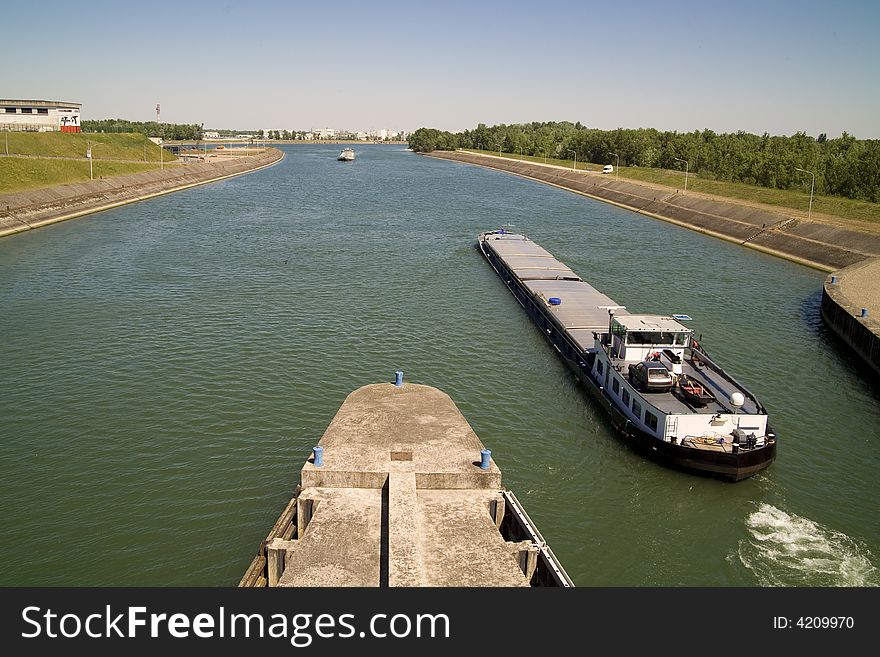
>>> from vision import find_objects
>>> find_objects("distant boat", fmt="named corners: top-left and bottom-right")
top-left (337, 148), bottom-right (355, 161)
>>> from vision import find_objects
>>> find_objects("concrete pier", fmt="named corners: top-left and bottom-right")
top-left (821, 257), bottom-right (880, 376)
top-left (240, 381), bottom-right (573, 587)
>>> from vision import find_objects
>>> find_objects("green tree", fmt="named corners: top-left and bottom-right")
top-left (407, 121), bottom-right (879, 202)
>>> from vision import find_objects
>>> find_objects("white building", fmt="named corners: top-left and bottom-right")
top-left (313, 127), bottom-right (336, 139)
top-left (203, 131), bottom-right (220, 139)
top-left (0, 99), bottom-right (81, 132)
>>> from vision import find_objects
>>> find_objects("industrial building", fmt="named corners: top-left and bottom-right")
top-left (0, 100), bottom-right (81, 132)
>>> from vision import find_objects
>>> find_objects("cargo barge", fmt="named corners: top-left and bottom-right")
top-left (478, 230), bottom-right (776, 481)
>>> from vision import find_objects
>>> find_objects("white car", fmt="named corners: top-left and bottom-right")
top-left (602, 164), bottom-right (614, 174)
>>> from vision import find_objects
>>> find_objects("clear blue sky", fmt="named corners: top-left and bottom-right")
top-left (3, 0), bottom-right (878, 137)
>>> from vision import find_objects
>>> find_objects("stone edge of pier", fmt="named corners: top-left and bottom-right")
top-left (821, 258), bottom-right (880, 377)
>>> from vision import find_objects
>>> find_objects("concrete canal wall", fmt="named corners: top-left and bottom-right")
top-left (0, 147), bottom-right (284, 239)
top-left (821, 258), bottom-right (880, 376)
top-left (427, 150), bottom-right (880, 272)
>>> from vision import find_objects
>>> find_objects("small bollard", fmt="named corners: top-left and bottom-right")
top-left (861, 308), bottom-right (869, 318)
top-left (394, 370), bottom-right (404, 387)
top-left (830, 275), bottom-right (837, 284)
top-left (312, 446), bottom-right (323, 467)
top-left (480, 449), bottom-right (491, 470)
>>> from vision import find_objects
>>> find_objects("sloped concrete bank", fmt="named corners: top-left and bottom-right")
top-left (0, 148), bottom-right (284, 239)
top-left (821, 259), bottom-right (880, 377)
top-left (426, 150), bottom-right (880, 272)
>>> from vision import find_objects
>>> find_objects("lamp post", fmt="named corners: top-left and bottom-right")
top-left (673, 157), bottom-right (689, 193)
top-left (86, 141), bottom-right (103, 180)
top-left (517, 147), bottom-right (524, 161)
top-left (795, 167), bottom-right (815, 221)
top-left (495, 142), bottom-right (502, 158)
top-left (609, 151), bottom-right (619, 180)
top-left (567, 149), bottom-right (577, 172)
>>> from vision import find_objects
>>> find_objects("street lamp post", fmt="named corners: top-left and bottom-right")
top-left (673, 157), bottom-right (689, 193)
top-left (795, 167), bottom-right (815, 221)
top-left (495, 142), bottom-right (502, 158)
top-left (609, 151), bottom-right (619, 180)
top-left (517, 147), bottom-right (524, 161)
top-left (87, 140), bottom-right (93, 180)
top-left (567, 149), bottom-right (577, 172)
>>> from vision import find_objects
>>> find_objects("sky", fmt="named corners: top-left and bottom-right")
top-left (3, 0), bottom-right (879, 137)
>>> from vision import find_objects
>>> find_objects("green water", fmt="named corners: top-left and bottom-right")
top-left (1, 144), bottom-right (877, 586)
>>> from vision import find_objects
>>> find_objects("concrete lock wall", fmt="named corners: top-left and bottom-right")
top-left (821, 260), bottom-right (880, 377)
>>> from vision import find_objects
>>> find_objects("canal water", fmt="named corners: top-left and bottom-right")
top-left (1, 145), bottom-right (878, 586)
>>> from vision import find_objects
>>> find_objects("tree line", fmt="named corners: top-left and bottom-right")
top-left (82, 119), bottom-right (203, 141)
top-left (408, 122), bottom-right (880, 203)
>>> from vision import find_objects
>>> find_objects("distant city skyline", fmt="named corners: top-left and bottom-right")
top-left (3, 0), bottom-right (879, 138)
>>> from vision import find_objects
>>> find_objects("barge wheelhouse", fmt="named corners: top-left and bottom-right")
top-left (478, 229), bottom-right (777, 482)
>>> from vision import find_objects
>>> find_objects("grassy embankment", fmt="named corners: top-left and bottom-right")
top-left (0, 133), bottom-right (177, 195)
top-left (461, 149), bottom-right (880, 226)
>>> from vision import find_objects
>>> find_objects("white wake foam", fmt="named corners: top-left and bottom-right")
top-left (737, 503), bottom-right (879, 587)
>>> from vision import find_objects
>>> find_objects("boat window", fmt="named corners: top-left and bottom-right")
top-left (622, 389), bottom-right (630, 405)
top-left (597, 360), bottom-right (604, 376)
top-left (645, 411), bottom-right (658, 431)
top-left (627, 331), bottom-right (676, 346)
top-left (675, 333), bottom-right (689, 345)
top-left (632, 400), bottom-right (642, 419)
top-left (612, 378), bottom-right (619, 394)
